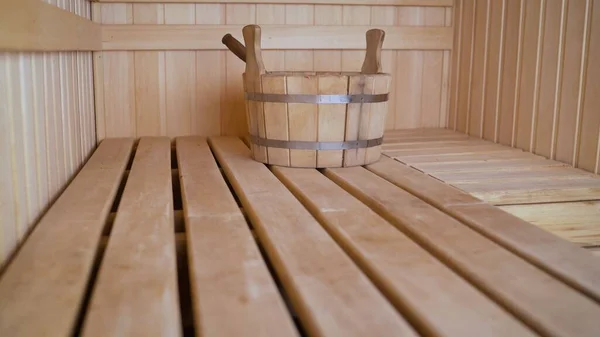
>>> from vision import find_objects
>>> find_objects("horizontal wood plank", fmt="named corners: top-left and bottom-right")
top-left (208, 136), bottom-right (417, 337)
top-left (102, 25), bottom-right (453, 51)
top-left (0, 0), bottom-right (101, 51)
top-left (0, 138), bottom-right (134, 337)
top-left (93, 0), bottom-right (453, 6)
top-left (366, 157), bottom-right (600, 303)
top-left (82, 137), bottom-right (181, 337)
top-left (500, 202), bottom-right (600, 247)
top-left (175, 136), bottom-right (298, 337)
top-left (326, 165), bottom-right (600, 337)
top-left (272, 166), bottom-right (534, 337)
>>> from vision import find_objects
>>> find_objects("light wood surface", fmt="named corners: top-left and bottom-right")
top-left (102, 25), bottom-right (453, 51)
top-left (501, 201), bottom-right (600, 247)
top-left (94, 0), bottom-right (454, 6)
top-left (0, 0), bottom-right (100, 51)
top-left (378, 129), bottom-right (600, 300)
top-left (451, 0), bottom-right (600, 174)
top-left (209, 136), bottom-right (417, 337)
top-left (0, 138), bottom-right (133, 337)
top-left (1, 0), bottom-right (96, 268)
top-left (94, 2), bottom-right (454, 139)
top-left (82, 137), bottom-right (180, 337)
top-left (272, 165), bottom-right (535, 337)
top-left (326, 165), bottom-right (600, 337)
top-left (176, 137), bottom-right (298, 337)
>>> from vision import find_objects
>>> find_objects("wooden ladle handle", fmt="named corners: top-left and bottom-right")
top-left (221, 33), bottom-right (247, 62)
top-left (361, 29), bottom-right (385, 74)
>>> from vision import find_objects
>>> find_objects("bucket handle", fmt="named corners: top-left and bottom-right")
top-left (221, 26), bottom-right (386, 75)
top-left (361, 29), bottom-right (385, 74)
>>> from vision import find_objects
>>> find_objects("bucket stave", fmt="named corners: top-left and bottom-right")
top-left (239, 25), bottom-right (391, 168)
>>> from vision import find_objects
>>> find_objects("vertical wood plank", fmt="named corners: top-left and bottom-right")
top-left (100, 4), bottom-right (135, 138)
top-left (224, 4), bottom-right (256, 136)
top-left (449, 0), bottom-right (463, 130)
top-left (257, 4), bottom-right (285, 71)
top-left (0, 53), bottom-right (17, 265)
top-left (262, 76), bottom-right (289, 166)
top-left (196, 4), bottom-right (224, 136)
top-left (287, 75), bottom-right (318, 167)
top-left (395, 7), bottom-right (424, 129)
top-left (577, 0), bottom-right (600, 173)
top-left (314, 5), bottom-right (342, 73)
top-left (133, 4), bottom-right (166, 137)
top-left (165, 4), bottom-right (196, 137)
top-left (31, 53), bottom-right (49, 215)
top-left (440, 7), bottom-right (452, 127)
top-left (370, 6), bottom-right (396, 130)
top-left (317, 75), bottom-right (347, 167)
top-left (515, 0), bottom-right (542, 151)
top-left (555, 0), bottom-right (587, 164)
top-left (467, 0), bottom-right (488, 136)
top-left (92, 4), bottom-right (106, 141)
top-left (285, 4), bottom-right (314, 72)
top-left (497, 0), bottom-right (522, 146)
top-left (455, 0), bottom-right (475, 133)
top-left (421, 7), bottom-right (445, 128)
top-left (534, 0), bottom-right (564, 158)
top-left (482, 0), bottom-right (505, 140)
top-left (342, 5), bottom-right (369, 73)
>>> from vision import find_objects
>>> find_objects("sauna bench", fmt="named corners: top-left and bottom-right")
top-left (1, 132), bottom-right (600, 337)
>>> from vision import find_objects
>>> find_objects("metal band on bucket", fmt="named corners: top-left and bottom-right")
top-left (249, 135), bottom-right (383, 150)
top-left (245, 92), bottom-right (389, 104)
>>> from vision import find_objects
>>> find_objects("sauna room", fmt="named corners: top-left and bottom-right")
top-left (1, 0), bottom-right (600, 336)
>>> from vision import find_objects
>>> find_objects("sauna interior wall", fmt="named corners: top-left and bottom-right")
top-left (449, 0), bottom-right (600, 174)
top-left (93, 2), bottom-right (453, 139)
top-left (0, 1), bottom-right (96, 268)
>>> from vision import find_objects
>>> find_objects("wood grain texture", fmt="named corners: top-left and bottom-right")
top-left (326, 165), bottom-right (600, 337)
top-left (95, 2), bottom-right (454, 139)
top-left (95, 0), bottom-right (454, 5)
top-left (273, 165), bottom-right (535, 337)
top-left (209, 136), bottom-right (417, 337)
top-left (82, 137), bottom-right (180, 337)
top-left (0, 0), bottom-right (100, 51)
top-left (501, 201), bottom-right (600, 247)
top-left (1, 0), bottom-right (96, 268)
top-left (102, 25), bottom-right (454, 51)
top-left (0, 138), bottom-right (133, 337)
top-left (176, 137), bottom-right (298, 337)
top-left (451, 0), bottom-right (600, 174)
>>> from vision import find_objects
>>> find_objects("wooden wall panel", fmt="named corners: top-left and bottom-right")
top-left (451, 0), bottom-right (600, 174)
top-left (94, 2), bottom-right (453, 139)
top-left (0, 0), bottom-right (96, 268)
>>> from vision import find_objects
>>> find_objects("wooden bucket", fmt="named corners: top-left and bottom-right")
top-left (241, 25), bottom-right (391, 168)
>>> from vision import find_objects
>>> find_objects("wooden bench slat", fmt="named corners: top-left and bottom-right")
top-left (408, 158), bottom-right (569, 173)
top-left (175, 137), bottom-right (298, 337)
top-left (366, 157), bottom-right (600, 302)
top-left (326, 166), bottom-right (600, 337)
top-left (385, 145), bottom-right (519, 157)
top-left (0, 138), bottom-right (134, 337)
top-left (271, 166), bottom-right (535, 337)
top-left (209, 137), bottom-right (417, 337)
top-left (500, 202), bottom-right (600, 247)
top-left (393, 150), bottom-right (543, 164)
top-left (435, 166), bottom-right (596, 183)
top-left (81, 137), bottom-right (180, 337)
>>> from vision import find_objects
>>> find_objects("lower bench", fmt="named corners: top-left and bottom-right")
top-left (1, 135), bottom-right (599, 337)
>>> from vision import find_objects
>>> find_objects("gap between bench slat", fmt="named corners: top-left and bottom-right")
top-left (209, 136), bottom-right (417, 337)
top-left (366, 156), bottom-right (600, 302)
top-left (81, 137), bottom-right (180, 337)
top-left (325, 165), bottom-right (600, 337)
top-left (176, 136), bottom-right (298, 337)
top-left (0, 138), bottom-right (134, 337)
top-left (271, 166), bottom-right (535, 337)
